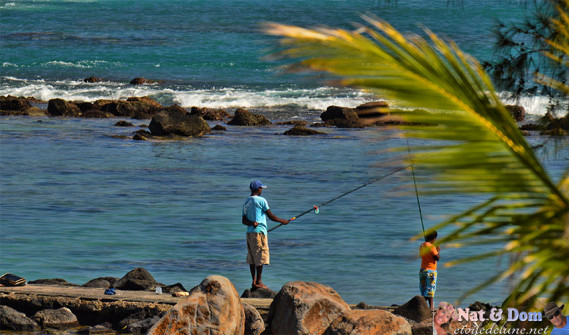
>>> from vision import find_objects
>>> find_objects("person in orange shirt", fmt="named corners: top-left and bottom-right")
top-left (419, 230), bottom-right (440, 310)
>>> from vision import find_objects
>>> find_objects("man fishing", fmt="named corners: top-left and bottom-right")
top-left (242, 180), bottom-right (290, 289)
top-left (419, 230), bottom-right (440, 310)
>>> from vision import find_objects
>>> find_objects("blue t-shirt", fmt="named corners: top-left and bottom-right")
top-left (243, 195), bottom-right (270, 235)
top-left (551, 316), bottom-right (569, 335)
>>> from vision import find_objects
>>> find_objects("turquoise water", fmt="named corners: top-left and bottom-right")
top-left (1, 0), bottom-right (566, 307)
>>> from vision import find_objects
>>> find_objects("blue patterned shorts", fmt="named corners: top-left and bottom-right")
top-left (419, 269), bottom-right (437, 298)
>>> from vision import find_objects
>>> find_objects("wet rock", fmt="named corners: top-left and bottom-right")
top-left (505, 105), bottom-right (525, 122)
top-left (83, 76), bottom-right (104, 83)
top-left (228, 108), bottom-right (272, 126)
top-left (212, 124), bottom-right (227, 131)
top-left (325, 309), bottom-right (412, 335)
top-left (102, 96), bottom-right (163, 119)
top-left (243, 303), bottom-right (265, 335)
top-left (276, 120), bottom-right (308, 127)
top-left (76, 323), bottom-right (115, 334)
top-left (82, 277), bottom-right (119, 289)
top-left (267, 281), bottom-right (350, 335)
top-left (130, 77), bottom-right (161, 85)
top-left (148, 275), bottom-right (245, 335)
top-left (241, 286), bottom-right (277, 299)
top-left (33, 307), bottom-right (79, 330)
top-left (47, 98), bottom-right (81, 117)
top-left (0, 95), bottom-right (33, 111)
top-left (320, 105), bottom-right (362, 128)
top-left (149, 109), bottom-right (210, 137)
top-left (162, 283), bottom-right (187, 294)
top-left (284, 125), bottom-right (327, 135)
top-left (114, 268), bottom-right (160, 291)
top-left (0, 305), bottom-right (40, 331)
top-left (115, 120), bottom-right (135, 127)
top-left (190, 106), bottom-right (230, 120)
top-left (393, 295), bottom-right (432, 323)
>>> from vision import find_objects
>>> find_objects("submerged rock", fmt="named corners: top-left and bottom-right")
top-left (284, 125), bottom-right (327, 136)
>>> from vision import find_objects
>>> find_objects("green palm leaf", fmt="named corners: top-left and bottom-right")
top-left (265, 13), bottom-right (569, 306)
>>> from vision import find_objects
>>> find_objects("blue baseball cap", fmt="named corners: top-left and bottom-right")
top-left (249, 180), bottom-right (267, 190)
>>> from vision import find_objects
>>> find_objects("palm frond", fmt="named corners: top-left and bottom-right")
top-left (265, 13), bottom-right (569, 306)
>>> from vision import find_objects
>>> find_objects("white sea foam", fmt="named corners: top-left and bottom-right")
top-left (0, 76), bottom-right (555, 116)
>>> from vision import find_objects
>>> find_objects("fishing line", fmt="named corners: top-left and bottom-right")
top-left (268, 165), bottom-right (409, 232)
top-left (406, 137), bottom-right (426, 237)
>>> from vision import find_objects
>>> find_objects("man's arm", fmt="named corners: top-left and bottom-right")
top-left (433, 245), bottom-right (440, 261)
top-left (266, 209), bottom-right (290, 225)
top-left (242, 215), bottom-right (258, 227)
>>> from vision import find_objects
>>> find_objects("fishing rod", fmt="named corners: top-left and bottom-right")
top-left (407, 137), bottom-right (426, 237)
top-left (268, 165), bottom-right (410, 232)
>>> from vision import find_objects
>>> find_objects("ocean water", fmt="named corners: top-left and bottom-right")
top-left (0, 0), bottom-right (566, 308)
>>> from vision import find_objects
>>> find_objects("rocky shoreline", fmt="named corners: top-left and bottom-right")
top-left (0, 267), bottom-right (505, 335)
top-left (1, 95), bottom-right (567, 140)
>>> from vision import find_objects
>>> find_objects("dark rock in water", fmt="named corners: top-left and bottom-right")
top-left (212, 124), bottom-right (227, 131)
top-left (0, 305), bottom-right (40, 331)
top-left (228, 108), bottom-right (272, 126)
top-left (243, 303), bottom-right (265, 335)
top-left (393, 295), bottom-right (432, 323)
top-left (0, 95), bottom-right (33, 111)
top-left (284, 125), bottom-right (326, 136)
top-left (241, 286), bottom-right (277, 299)
top-left (355, 100), bottom-right (389, 120)
top-left (76, 323), bottom-right (115, 334)
top-left (130, 77), bottom-right (161, 85)
top-left (28, 278), bottom-right (79, 286)
top-left (149, 109), bottom-right (210, 137)
top-left (82, 277), bottom-right (119, 289)
top-left (505, 105), bottom-right (525, 122)
top-left (276, 120), bottom-right (308, 127)
top-left (33, 307), bottom-right (79, 330)
top-left (355, 302), bottom-right (374, 309)
top-left (102, 96), bottom-right (163, 119)
top-left (114, 268), bottom-right (160, 291)
top-left (47, 98), bottom-right (81, 117)
top-left (83, 76), bottom-right (104, 83)
top-left (190, 106), bottom-right (230, 121)
top-left (115, 120), bottom-right (135, 127)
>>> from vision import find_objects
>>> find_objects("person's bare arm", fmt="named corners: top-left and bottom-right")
top-left (242, 215), bottom-right (258, 227)
top-left (266, 209), bottom-right (290, 225)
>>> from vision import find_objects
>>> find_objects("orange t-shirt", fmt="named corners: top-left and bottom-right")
top-left (419, 242), bottom-right (439, 270)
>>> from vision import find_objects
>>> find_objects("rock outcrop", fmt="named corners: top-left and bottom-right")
top-left (267, 281), bottom-right (350, 335)
top-left (228, 108), bottom-right (272, 126)
top-left (148, 275), bottom-right (245, 335)
top-left (114, 268), bottom-right (160, 291)
top-left (149, 109), bottom-right (211, 137)
top-left (393, 295), bottom-right (432, 323)
top-left (324, 309), bottom-right (412, 335)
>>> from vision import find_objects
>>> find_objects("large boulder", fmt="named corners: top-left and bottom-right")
top-left (82, 277), bottom-right (119, 289)
top-left (228, 108), bottom-right (272, 126)
top-left (101, 97), bottom-right (163, 119)
top-left (47, 98), bottom-right (81, 117)
top-left (114, 268), bottom-right (159, 291)
top-left (33, 307), bottom-right (79, 330)
top-left (149, 109), bottom-right (211, 137)
top-left (0, 305), bottom-right (40, 331)
top-left (393, 296), bottom-right (432, 323)
top-left (324, 309), bottom-right (412, 335)
top-left (320, 105), bottom-right (361, 128)
top-left (147, 275), bottom-right (245, 335)
top-left (267, 281), bottom-right (350, 335)
top-left (243, 303), bottom-right (265, 335)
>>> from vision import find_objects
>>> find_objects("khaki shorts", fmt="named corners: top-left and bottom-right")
top-left (246, 233), bottom-right (270, 266)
